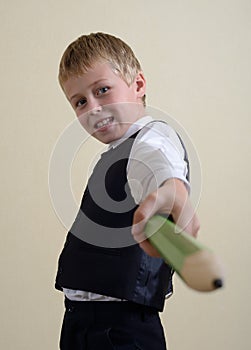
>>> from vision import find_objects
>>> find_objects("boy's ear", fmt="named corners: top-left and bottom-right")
top-left (135, 72), bottom-right (146, 98)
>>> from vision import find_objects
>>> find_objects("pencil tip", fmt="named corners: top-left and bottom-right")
top-left (213, 279), bottom-right (223, 289)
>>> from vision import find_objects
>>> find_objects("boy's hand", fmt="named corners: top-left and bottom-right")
top-left (132, 178), bottom-right (200, 257)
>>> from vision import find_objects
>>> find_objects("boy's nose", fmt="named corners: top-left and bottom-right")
top-left (90, 105), bottom-right (102, 114)
top-left (88, 97), bottom-right (102, 114)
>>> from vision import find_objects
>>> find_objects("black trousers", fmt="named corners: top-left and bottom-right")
top-left (60, 298), bottom-right (167, 350)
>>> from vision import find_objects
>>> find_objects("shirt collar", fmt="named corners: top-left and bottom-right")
top-left (108, 116), bottom-right (153, 150)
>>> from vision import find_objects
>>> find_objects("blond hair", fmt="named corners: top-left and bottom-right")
top-left (58, 32), bottom-right (146, 105)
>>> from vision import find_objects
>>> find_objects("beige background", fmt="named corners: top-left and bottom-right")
top-left (1, 0), bottom-right (250, 349)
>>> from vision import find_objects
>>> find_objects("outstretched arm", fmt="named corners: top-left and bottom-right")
top-left (132, 178), bottom-right (200, 257)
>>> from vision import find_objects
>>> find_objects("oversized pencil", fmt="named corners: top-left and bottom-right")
top-left (145, 215), bottom-right (225, 292)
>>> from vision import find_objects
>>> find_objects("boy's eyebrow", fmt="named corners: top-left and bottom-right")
top-left (69, 93), bottom-right (83, 102)
top-left (69, 79), bottom-right (109, 102)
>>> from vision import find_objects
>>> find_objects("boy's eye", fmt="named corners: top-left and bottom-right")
top-left (76, 98), bottom-right (87, 108)
top-left (96, 86), bottom-right (109, 96)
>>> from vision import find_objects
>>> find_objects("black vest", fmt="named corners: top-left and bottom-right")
top-left (55, 125), bottom-right (189, 311)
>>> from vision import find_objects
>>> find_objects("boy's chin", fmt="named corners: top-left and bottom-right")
top-left (92, 132), bottom-right (117, 144)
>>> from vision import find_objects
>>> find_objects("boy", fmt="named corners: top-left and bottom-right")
top-left (55, 32), bottom-right (199, 350)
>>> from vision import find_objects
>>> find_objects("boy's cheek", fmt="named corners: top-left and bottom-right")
top-left (76, 115), bottom-right (90, 133)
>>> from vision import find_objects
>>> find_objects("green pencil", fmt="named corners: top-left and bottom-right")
top-left (145, 215), bottom-right (225, 292)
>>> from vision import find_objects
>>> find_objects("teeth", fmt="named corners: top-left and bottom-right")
top-left (96, 117), bottom-right (113, 129)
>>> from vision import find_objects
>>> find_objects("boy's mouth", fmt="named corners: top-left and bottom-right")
top-left (94, 117), bottom-right (114, 130)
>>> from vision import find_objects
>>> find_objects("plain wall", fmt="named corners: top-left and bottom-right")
top-left (1, 0), bottom-right (250, 349)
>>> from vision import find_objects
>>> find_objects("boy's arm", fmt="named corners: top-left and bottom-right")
top-left (132, 178), bottom-right (200, 257)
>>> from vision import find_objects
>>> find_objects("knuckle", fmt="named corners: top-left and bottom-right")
top-left (134, 208), bottom-right (146, 222)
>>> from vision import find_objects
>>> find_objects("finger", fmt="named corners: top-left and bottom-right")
top-left (139, 241), bottom-right (161, 257)
top-left (132, 192), bottom-right (158, 239)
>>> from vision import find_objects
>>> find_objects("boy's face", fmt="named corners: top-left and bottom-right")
top-left (63, 62), bottom-right (146, 144)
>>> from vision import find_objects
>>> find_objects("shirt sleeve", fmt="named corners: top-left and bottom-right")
top-left (127, 121), bottom-right (190, 204)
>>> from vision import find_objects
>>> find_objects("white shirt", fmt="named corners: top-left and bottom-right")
top-left (63, 116), bottom-right (189, 301)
